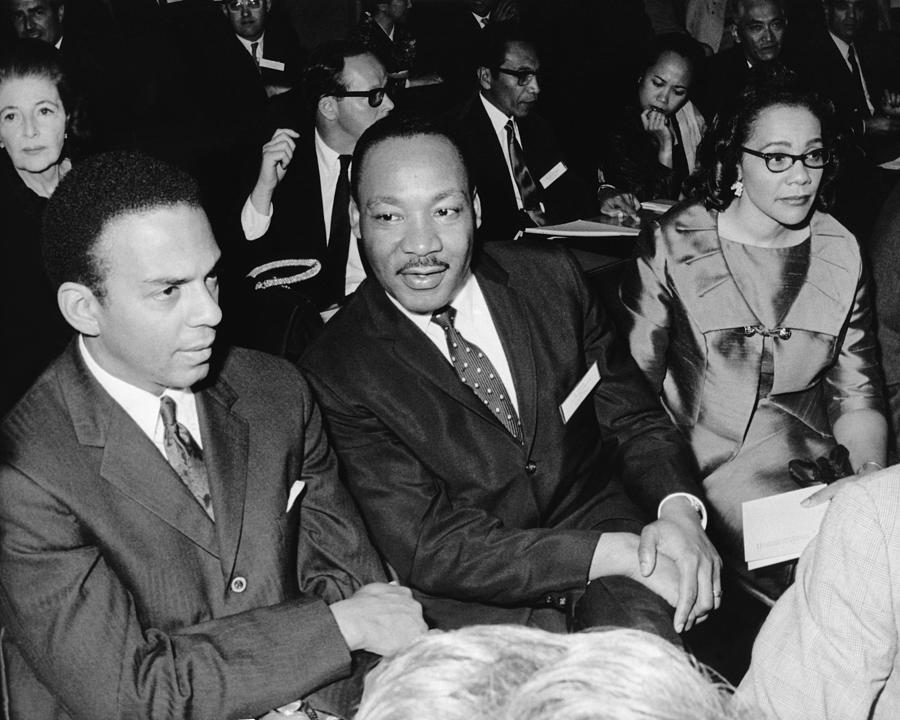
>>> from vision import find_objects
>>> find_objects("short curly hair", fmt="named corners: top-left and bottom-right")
top-left (685, 66), bottom-right (839, 212)
top-left (42, 151), bottom-right (202, 299)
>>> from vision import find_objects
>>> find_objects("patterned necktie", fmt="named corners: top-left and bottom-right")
top-left (431, 306), bottom-right (523, 442)
top-left (847, 45), bottom-right (871, 117)
top-left (504, 119), bottom-right (545, 227)
top-left (325, 154), bottom-right (353, 305)
top-left (159, 396), bottom-right (215, 520)
top-left (251, 40), bottom-right (260, 70)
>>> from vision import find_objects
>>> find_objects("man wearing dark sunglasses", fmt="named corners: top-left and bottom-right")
top-left (240, 41), bottom-right (394, 322)
top-left (451, 22), bottom-right (597, 244)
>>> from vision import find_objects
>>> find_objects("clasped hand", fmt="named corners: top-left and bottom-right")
top-left (637, 506), bottom-right (721, 634)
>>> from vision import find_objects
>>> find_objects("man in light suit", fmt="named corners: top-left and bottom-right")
top-left (0, 151), bottom-right (425, 719)
top-left (738, 466), bottom-right (900, 719)
top-left (300, 116), bottom-right (721, 641)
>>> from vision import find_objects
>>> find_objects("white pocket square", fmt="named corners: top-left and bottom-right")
top-left (286, 480), bottom-right (306, 512)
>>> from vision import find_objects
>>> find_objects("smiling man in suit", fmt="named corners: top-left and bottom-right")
top-left (301, 115), bottom-right (721, 642)
top-left (0, 151), bottom-right (426, 720)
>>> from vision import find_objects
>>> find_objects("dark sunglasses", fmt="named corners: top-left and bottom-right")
top-left (332, 87), bottom-right (389, 108)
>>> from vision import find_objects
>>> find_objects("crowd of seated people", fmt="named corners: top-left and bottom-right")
top-left (2, 0), bottom-right (900, 718)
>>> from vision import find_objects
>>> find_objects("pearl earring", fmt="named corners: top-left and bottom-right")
top-left (731, 179), bottom-right (744, 197)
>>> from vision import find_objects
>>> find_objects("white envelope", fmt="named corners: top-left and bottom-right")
top-left (742, 485), bottom-right (828, 569)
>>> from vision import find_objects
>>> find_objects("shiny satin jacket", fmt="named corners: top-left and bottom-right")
top-left (620, 202), bottom-right (884, 475)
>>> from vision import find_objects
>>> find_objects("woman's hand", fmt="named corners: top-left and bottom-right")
top-left (640, 107), bottom-right (674, 168)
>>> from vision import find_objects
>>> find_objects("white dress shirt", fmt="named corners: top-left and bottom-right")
top-left (479, 93), bottom-right (526, 210)
top-left (236, 32), bottom-right (264, 66)
top-left (78, 335), bottom-right (202, 457)
top-left (240, 129), bottom-right (366, 299)
top-left (829, 31), bottom-right (875, 115)
top-left (387, 273), bottom-right (519, 413)
top-left (471, 11), bottom-right (490, 27)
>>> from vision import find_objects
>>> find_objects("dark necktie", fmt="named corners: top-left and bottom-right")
top-left (504, 119), bottom-right (545, 227)
top-left (325, 154), bottom-right (353, 305)
top-left (251, 40), bottom-right (260, 70)
top-left (847, 45), bottom-right (871, 117)
top-left (159, 396), bottom-right (215, 520)
top-left (431, 306), bottom-right (523, 442)
top-left (669, 114), bottom-right (689, 195)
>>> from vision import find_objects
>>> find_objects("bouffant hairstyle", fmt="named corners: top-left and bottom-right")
top-left (685, 66), bottom-right (839, 212)
top-left (0, 38), bottom-right (89, 147)
top-left (42, 151), bottom-right (202, 299)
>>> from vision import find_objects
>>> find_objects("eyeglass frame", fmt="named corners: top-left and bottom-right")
top-left (740, 146), bottom-right (834, 173)
top-left (331, 87), bottom-right (389, 108)
top-left (494, 66), bottom-right (541, 86)
top-left (223, 0), bottom-right (263, 11)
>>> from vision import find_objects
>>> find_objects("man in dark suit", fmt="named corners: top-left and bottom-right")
top-left (240, 41), bottom-right (393, 320)
top-left (0, 151), bottom-right (426, 719)
top-left (697, 0), bottom-right (789, 120)
top-left (783, 0), bottom-right (900, 237)
top-left (451, 22), bottom-right (595, 243)
top-left (301, 116), bottom-right (721, 641)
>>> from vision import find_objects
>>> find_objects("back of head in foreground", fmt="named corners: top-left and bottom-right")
top-left (355, 625), bottom-right (758, 720)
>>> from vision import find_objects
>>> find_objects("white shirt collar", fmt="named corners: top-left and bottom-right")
top-left (472, 11), bottom-right (490, 27)
top-left (829, 30), bottom-right (852, 58)
top-left (78, 335), bottom-right (201, 449)
top-left (480, 92), bottom-right (514, 137)
top-left (386, 271), bottom-right (476, 331)
top-left (236, 32), bottom-right (264, 60)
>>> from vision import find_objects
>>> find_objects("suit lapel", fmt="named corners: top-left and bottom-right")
top-left (362, 278), bottom-right (525, 446)
top-left (59, 344), bottom-right (219, 557)
top-left (476, 254), bottom-right (538, 449)
top-left (197, 372), bottom-right (249, 584)
top-left (58, 345), bottom-right (220, 556)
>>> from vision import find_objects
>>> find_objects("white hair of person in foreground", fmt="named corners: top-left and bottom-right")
top-left (354, 625), bottom-right (758, 720)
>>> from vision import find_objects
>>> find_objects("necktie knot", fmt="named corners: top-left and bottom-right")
top-left (159, 394), bottom-right (178, 430)
top-left (338, 154), bottom-right (352, 172)
top-left (431, 306), bottom-right (457, 331)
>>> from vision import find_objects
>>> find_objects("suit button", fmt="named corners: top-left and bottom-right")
top-left (525, 461), bottom-right (537, 475)
top-left (230, 576), bottom-right (247, 594)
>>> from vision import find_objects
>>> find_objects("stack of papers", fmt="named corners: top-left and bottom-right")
top-left (525, 219), bottom-right (640, 238)
top-left (641, 199), bottom-right (677, 214)
top-left (742, 486), bottom-right (829, 569)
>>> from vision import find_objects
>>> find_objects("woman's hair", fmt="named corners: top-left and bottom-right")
top-left (0, 38), bottom-right (89, 148)
top-left (641, 32), bottom-right (705, 82)
top-left (685, 66), bottom-right (838, 212)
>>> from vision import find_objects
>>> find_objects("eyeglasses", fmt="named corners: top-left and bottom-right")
top-left (332, 87), bottom-right (389, 108)
top-left (495, 67), bottom-right (541, 86)
top-left (224, 0), bottom-right (262, 10)
top-left (740, 147), bottom-right (833, 172)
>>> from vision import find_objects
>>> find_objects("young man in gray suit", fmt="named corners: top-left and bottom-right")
top-left (0, 151), bottom-right (425, 719)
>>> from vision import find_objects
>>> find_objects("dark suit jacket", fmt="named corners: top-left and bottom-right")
top-left (301, 241), bottom-right (702, 630)
top-left (452, 95), bottom-right (596, 244)
top-left (240, 126), bottom-right (337, 310)
top-left (0, 342), bottom-right (385, 719)
top-left (785, 31), bottom-right (899, 153)
top-left (696, 46), bottom-right (752, 121)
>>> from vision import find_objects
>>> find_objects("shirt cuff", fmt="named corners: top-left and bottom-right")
top-left (241, 195), bottom-right (273, 241)
top-left (657, 492), bottom-right (708, 530)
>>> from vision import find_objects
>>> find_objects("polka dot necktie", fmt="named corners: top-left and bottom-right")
top-left (159, 396), bottom-right (215, 520)
top-left (432, 306), bottom-right (523, 443)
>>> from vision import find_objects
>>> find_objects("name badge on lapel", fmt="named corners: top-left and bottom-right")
top-left (286, 480), bottom-right (306, 512)
top-left (559, 362), bottom-right (601, 424)
top-left (539, 162), bottom-right (567, 189)
top-left (259, 57), bottom-right (286, 72)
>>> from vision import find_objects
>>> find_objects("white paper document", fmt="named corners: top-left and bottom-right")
top-left (524, 219), bottom-right (640, 238)
top-left (742, 485), bottom-right (829, 570)
top-left (641, 200), bottom-right (677, 214)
